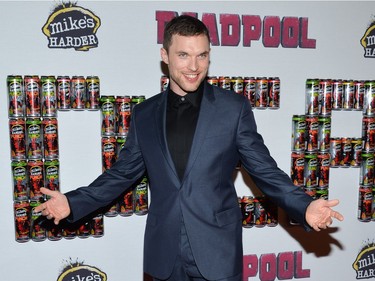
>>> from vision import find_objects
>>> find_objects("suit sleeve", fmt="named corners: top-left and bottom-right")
top-left (236, 98), bottom-right (313, 230)
top-left (65, 108), bottom-right (146, 222)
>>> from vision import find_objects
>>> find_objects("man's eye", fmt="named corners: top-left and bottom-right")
top-left (179, 53), bottom-right (187, 58)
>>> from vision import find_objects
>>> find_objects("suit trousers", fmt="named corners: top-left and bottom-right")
top-left (153, 220), bottom-right (242, 281)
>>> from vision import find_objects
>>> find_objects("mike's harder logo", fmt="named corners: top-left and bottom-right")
top-left (57, 259), bottom-right (107, 281)
top-left (42, 2), bottom-right (101, 51)
top-left (361, 20), bottom-right (375, 58)
top-left (352, 242), bottom-right (375, 279)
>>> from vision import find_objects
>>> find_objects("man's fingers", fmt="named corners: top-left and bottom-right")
top-left (331, 210), bottom-right (344, 221)
top-left (40, 187), bottom-right (55, 197)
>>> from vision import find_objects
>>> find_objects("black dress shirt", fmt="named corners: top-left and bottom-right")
top-left (166, 84), bottom-right (203, 181)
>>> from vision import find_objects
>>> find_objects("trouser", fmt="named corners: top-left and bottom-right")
top-left (153, 221), bottom-right (242, 281)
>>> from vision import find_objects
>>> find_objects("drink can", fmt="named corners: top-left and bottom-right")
top-left (219, 76), bottom-right (231, 91)
top-left (91, 214), bottom-right (104, 237)
top-left (102, 136), bottom-right (117, 172)
top-left (358, 186), bottom-right (373, 222)
top-left (268, 77), bottom-right (280, 109)
top-left (254, 197), bottom-right (267, 227)
top-left (318, 152), bottom-right (330, 188)
top-left (42, 117), bottom-right (59, 159)
top-left (9, 118), bottom-right (26, 160)
top-left (86, 76), bottom-right (100, 110)
top-left (116, 96), bottom-right (131, 136)
top-left (131, 95), bottom-right (145, 111)
top-left (318, 116), bottom-right (331, 152)
top-left (340, 137), bottom-right (352, 167)
top-left (116, 136), bottom-right (126, 157)
top-left (28, 158), bottom-right (44, 199)
top-left (354, 80), bottom-right (364, 111)
top-left (231, 76), bottom-right (244, 95)
top-left (329, 138), bottom-right (342, 167)
top-left (207, 76), bottom-right (218, 87)
top-left (118, 189), bottom-right (134, 217)
top-left (241, 196), bottom-right (255, 228)
top-left (332, 79), bottom-right (343, 110)
top-left (291, 115), bottom-right (306, 151)
top-left (244, 77), bottom-right (256, 107)
top-left (24, 75), bottom-right (41, 117)
top-left (362, 116), bottom-right (375, 153)
top-left (305, 78), bottom-right (320, 116)
top-left (316, 187), bottom-right (329, 200)
top-left (304, 152), bottom-right (318, 188)
top-left (14, 200), bottom-right (30, 243)
top-left (255, 77), bottom-right (268, 109)
top-left (363, 80), bottom-right (375, 116)
top-left (78, 221), bottom-right (91, 238)
top-left (63, 226), bottom-right (77, 239)
top-left (134, 176), bottom-right (148, 215)
top-left (360, 153), bottom-right (374, 186)
top-left (104, 204), bottom-right (118, 217)
top-left (44, 158), bottom-right (60, 192)
top-left (26, 117), bottom-right (43, 159)
top-left (12, 160), bottom-right (28, 200)
top-left (57, 76), bottom-right (71, 110)
top-left (161, 75), bottom-right (170, 91)
top-left (351, 138), bottom-right (363, 167)
top-left (30, 198), bottom-right (46, 242)
top-left (100, 95), bottom-right (116, 136)
top-left (47, 224), bottom-right (63, 241)
top-left (8, 75), bottom-right (25, 117)
top-left (71, 76), bottom-right (86, 110)
top-left (305, 116), bottom-right (318, 152)
top-left (342, 80), bottom-right (354, 110)
top-left (41, 75), bottom-right (57, 117)
top-left (319, 79), bottom-right (332, 116)
top-left (291, 151), bottom-right (304, 187)
top-left (304, 186), bottom-right (317, 200)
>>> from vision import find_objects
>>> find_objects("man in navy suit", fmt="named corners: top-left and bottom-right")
top-left (37, 15), bottom-right (343, 281)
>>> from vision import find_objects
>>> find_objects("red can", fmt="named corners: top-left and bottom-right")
top-left (161, 75), bottom-right (170, 91)
top-left (219, 76), bottom-right (231, 91)
top-left (268, 77), bottom-right (280, 109)
top-left (14, 200), bottom-right (30, 243)
top-left (28, 158), bottom-right (44, 199)
top-left (44, 158), bottom-right (60, 192)
top-left (255, 77), bottom-right (268, 109)
top-left (305, 78), bottom-right (320, 115)
top-left (319, 79), bottom-right (332, 116)
top-left (329, 138), bottom-right (342, 168)
top-left (100, 95), bottom-right (116, 136)
top-left (116, 96), bottom-right (131, 136)
top-left (304, 152), bottom-right (318, 188)
top-left (24, 75), bottom-right (41, 117)
top-left (86, 76), bottom-right (100, 110)
top-left (71, 76), bottom-right (86, 110)
top-left (241, 196), bottom-right (255, 228)
top-left (340, 137), bottom-right (352, 167)
top-left (332, 79), bottom-right (343, 110)
top-left (207, 76), bottom-right (218, 87)
top-left (26, 118), bottom-right (43, 159)
top-left (362, 116), bottom-right (375, 152)
top-left (42, 117), bottom-right (59, 159)
top-left (254, 197), bottom-right (267, 227)
top-left (78, 221), bottom-right (91, 238)
top-left (7, 75), bottom-right (25, 117)
top-left (358, 186), bottom-right (373, 222)
top-left (134, 176), bottom-right (148, 215)
top-left (57, 76), bottom-right (71, 110)
top-left (244, 77), bottom-right (256, 107)
top-left (354, 80), bottom-right (364, 111)
top-left (231, 76), bottom-right (244, 95)
top-left (12, 160), bottom-right (28, 200)
top-left (102, 136), bottom-right (117, 172)
top-left (9, 118), bottom-right (26, 160)
top-left (363, 80), bottom-right (375, 116)
top-left (30, 198), bottom-right (46, 242)
top-left (350, 138), bottom-right (363, 167)
top-left (291, 151), bottom-right (305, 187)
top-left (41, 76), bottom-right (57, 117)
top-left (118, 189), bottom-right (134, 217)
top-left (318, 152), bottom-right (330, 188)
top-left (318, 116), bottom-right (331, 152)
top-left (91, 214), bottom-right (104, 237)
top-left (342, 80), bottom-right (354, 110)
top-left (291, 115), bottom-right (306, 151)
top-left (305, 116), bottom-right (318, 152)
top-left (62, 226), bottom-right (77, 240)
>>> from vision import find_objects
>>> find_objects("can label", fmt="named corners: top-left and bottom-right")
top-left (102, 136), bottom-right (117, 172)
top-left (254, 197), bottom-right (267, 227)
top-left (219, 76), bottom-right (231, 90)
top-left (316, 187), bottom-right (329, 200)
top-left (241, 196), bottom-right (255, 228)
top-left (9, 118), bottom-right (26, 160)
top-left (340, 137), bottom-right (352, 167)
top-left (43, 118), bottom-right (59, 159)
top-left (14, 200), bottom-right (30, 243)
top-left (28, 159), bottom-right (44, 199)
top-left (342, 80), bottom-right (354, 110)
top-left (319, 79), bottom-right (332, 116)
top-left (30, 199), bottom-right (46, 241)
top-left (255, 77), bottom-right (268, 109)
top-left (291, 151), bottom-right (304, 187)
top-left (268, 77), bottom-right (280, 109)
top-left (86, 76), bottom-right (100, 110)
top-left (360, 153), bottom-right (374, 186)
top-left (231, 76), bottom-right (244, 95)
top-left (26, 118), bottom-right (43, 159)
top-left (44, 159), bottom-right (60, 192)
top-left (330, 138), bottom-right (342, 167)
top-left (116, 96), bottom-right (131, 136)
top-left (358, 186), bottom-right (373, 222)
top-left (305, 79), bottom-right (320, 115)
top-left (57, 76), bottom-right (71, 110)
top-left (62, 226), bottom-right (77, 239)
top-left (244, 77), bottom-right (256, 107)
top-left (291, 115), bottom-right (306, 151)
top-left (134, 176), bottom-right (148, 215)
top-left (118, 189), bottom-right (134, 216)
top-left (78, 221), bottom-right (91, 238)
top-left (350, 138), bottom-right (363, 167)
top-left (332, 80), bottom-right (343, 110)
top-left (363, 80), bottom-right (375, 116)
top-left (306, 116), bottom-right (318, 152)
top-left (354, 80), bottom-right (364, 111)
top-left (304, 187), bottom-right (317, 200)
top-left (71, 76), bottom-right (86, 110)
top-left (12, 160), bottom-right (28, 200)
top-left (25, 75), bottom-right (41, 117)
top-left (161, 75), bottom-right (170, 91)
top-left (91, 214), bottom-right (104, 237)
top-left (318, 152), bottom-right (330, 188)
top-left (41, 76), bottom-right (57, 117)
top-left (100, 96), bottom-right (116, 136)
top-left (304, 153), bottom-right (318, 187)
top-left (362, 116), bottom-right (375, 152)
top-left (8, 75), bottom-right (25, 117)
top-left (318, 116), bottom-right (331, 152)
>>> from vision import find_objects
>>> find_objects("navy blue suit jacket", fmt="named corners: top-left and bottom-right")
top-left (66, 82), bottom-right (313, 280)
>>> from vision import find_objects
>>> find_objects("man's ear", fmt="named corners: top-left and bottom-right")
top-left (160, 48), bottom-right (169, 65)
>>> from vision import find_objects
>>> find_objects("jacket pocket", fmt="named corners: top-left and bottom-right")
top-left (215, 206), bottom-right (242, 227)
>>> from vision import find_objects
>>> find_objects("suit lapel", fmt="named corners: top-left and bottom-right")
top-left (182, 83), bottom-right (216, 183)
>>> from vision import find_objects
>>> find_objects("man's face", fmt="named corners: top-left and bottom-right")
top-left (161, 34), bottom-right (210, 96)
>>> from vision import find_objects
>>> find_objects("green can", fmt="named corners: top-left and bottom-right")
top-left (305, 78), bottom-right (320, 116)
top-left (44, 158), bottom-right (60, 192)
top-left (12, 160), bottom-right (28, 200)
top-left (41, 75), bottom-right (57, 117)
top-left (100, 95), bottom-right (116, 136)
top-left (7, 75), bottom-right (25, 117)
top-left (26, 117), bottom-right (43, 159)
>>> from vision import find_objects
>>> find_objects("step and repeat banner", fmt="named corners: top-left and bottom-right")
top-left (0, 1), bottom-right (374, 281)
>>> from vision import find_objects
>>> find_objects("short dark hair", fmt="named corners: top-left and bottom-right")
top-left (163, 15), bottom-right (210, 51)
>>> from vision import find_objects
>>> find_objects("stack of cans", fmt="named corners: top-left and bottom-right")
top-left (239, 196), bottom-right (278, 228)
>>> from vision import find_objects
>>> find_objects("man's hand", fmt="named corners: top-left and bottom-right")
top-left (305, 198), bottom-right (344, 231)
top-left (34, 187), bottom-right (71, 225)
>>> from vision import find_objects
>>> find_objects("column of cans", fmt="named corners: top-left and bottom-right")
top-left (8, 75), bottom-right (61, 242)
top-left (100, 94), bottom-right (149, 218)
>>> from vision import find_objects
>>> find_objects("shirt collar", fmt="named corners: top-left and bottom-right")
top-left (168, 82), bottom-right (204, 108)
